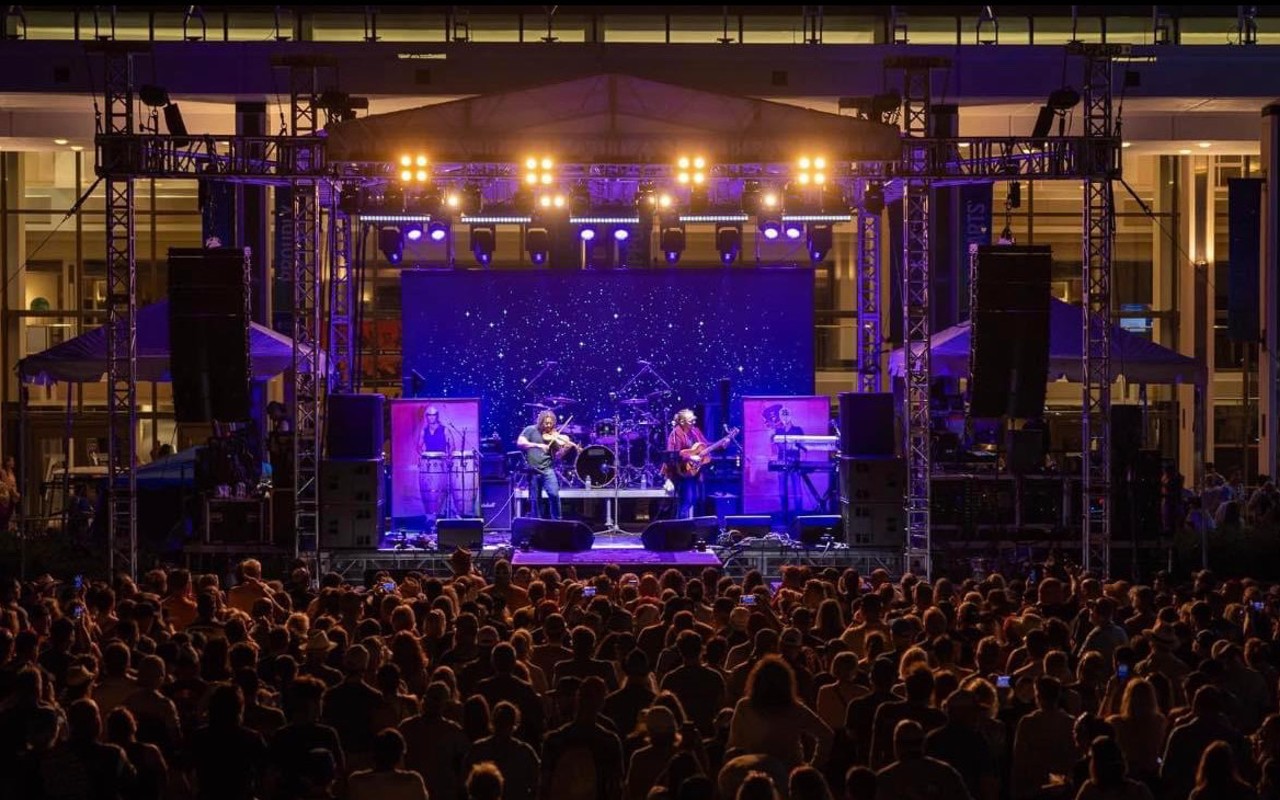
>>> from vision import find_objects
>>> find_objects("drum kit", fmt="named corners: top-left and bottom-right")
top-left (521, 358), bottom-right (678, 491)
top-left (523, 391), bottom-right (671, 489)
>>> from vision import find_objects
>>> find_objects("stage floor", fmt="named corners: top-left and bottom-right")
top-left (377, 530), bottom-right (721, 571)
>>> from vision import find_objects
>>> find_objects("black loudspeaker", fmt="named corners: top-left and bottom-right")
top-left (511, 517), bottom-right (595, 552)
top-left (837, 392), bottom-right (896, 457)
top-left (480, 480), bottom-right (513, 531)
top-left (969, 245), bottom-right (1052, 418)
top-left (839, 458), bottom-right (906, 505)
top-left (436, 518), bottom-right (485, 551)
top-left (326, 394), bottom-right (386, 460)
top-left (724, 515), bottom-right (773, 537)
top-left (1110, 404), bottom-right (1144, 479)
top-left (791, 514), bottom-right (843, 545)
top-left (168, 248), bottom-right (251, 423)
top-left (1227, 178), bottom-right (1263, 342)
top-left (640, 516), bottom-right (718, 552)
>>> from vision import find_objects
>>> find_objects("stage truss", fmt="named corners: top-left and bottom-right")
top-left (90, 45), bottom-right (1122, 579)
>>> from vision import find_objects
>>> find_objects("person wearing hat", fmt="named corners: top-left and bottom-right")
top-left (299, 631), bottom-right (342, 687)
top-left (1136, 624), bottom-right (1190, 706)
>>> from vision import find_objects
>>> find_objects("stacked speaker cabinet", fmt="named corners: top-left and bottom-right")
top-left (969, 245), bottom-right (1052, 419)
top-left (840, 458), bottom-right (907, 547)
top-left (167, 248), bottom-right (251, 423)
top-left (319, 458), bottom-right (385, 549)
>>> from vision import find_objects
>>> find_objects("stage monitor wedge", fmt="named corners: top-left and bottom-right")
top-left (640, 516), bottom-right (719, 551)
top-left (511, 517), bottom-right (596, 552)
top-left (791, 514), bottom-right (843, 546)
top-left (437, 518), bottom-right (485, 551)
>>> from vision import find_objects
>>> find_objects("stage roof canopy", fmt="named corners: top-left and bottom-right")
top-left (888, 298), bottom-right (1205, 386)
top-left (325, 73), bottom-right (902, 164)
top-left (18, 301), bottom-right (314, 385)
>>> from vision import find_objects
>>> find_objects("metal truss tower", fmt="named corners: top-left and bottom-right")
top-left (100, 45), bottom-right (138, 580)
top-left (856, 183), bottom-right (883, 393)
top-left (328, 196), bottom-right (355, 393)
top-left (1079, 44), bottom-right (1122, 576)
top-left (892, 58), bottom-right (945, 578)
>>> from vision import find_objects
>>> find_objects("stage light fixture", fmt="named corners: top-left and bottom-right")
top-left (758, 219), bottom-right (782, 241)
top-left (398, 154), bottom-right (430, 183)
top-left (579, 227), bottom-right (597, 242)
top-left (784, 222), bottom-right (803, 240)
top-left (796, 155), bottom-right (827, 186)
top-left (538, 194), bottom-right (567, 210)
top-left (445, 193), bottom-right (461, 211)
top-left (526, 226), bottom-right (551, 265)
top-left (403, 222), bottom-right (424, 242)
top-left (613, 228), bottom-right (630, 242)
top-left (525, 155), bottom-right (555, 188)
top-left (806, 223), bottom-right (833, 263)
top-left (427, 220), bottom-right (450, 243)
top-left (660, 219), bottom-right (685, 265)
top-left (470, 225), bottom-right (495, 266)
top-left (716, 225), bottom-right (742, 265)
top-left (740, 180), bottom-right (763, 215)
top-left (378, 226), bottom-right (404, 265)
top-left (657, 193), bottom-right (673, 210)
top-left (676, 154), bottom-right (708, 186)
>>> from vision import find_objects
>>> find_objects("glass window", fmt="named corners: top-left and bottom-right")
top-left (1033, 15), bottom-right (1102, 44)
top-left (103, 10), bottom-right (151, 41)
top-left (370, 11), bottom-right (446, 43)
top-left (669, 15), bottom-right (728, 44)
top-left (1105, 16), bottom-right (1157, 45)
top-left (1180, 16), bottom-right (1246, 45)
top-left (18, 9), bottom-right (77, 40)
top-left (528, 13), bottom-right (588, 43)
top-left (603, 15), bottom-right (666, 43)
top-left (226, 10), bottom-right (287, 41)
top-left (465, 15), bottom-right (521, 43)
top-left (897, 16), bottom-right (959, 45)
top-left (820, 15), bottom-right (880, 44)
top-left (959, 14), bottom-right (1030, 45)
top-left (309, 12), bottom-right (366, 42)
top-left (742, 15), bottom-right (804, 44)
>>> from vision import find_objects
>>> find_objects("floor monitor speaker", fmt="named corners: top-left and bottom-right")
top-left (511, 517), bottom-right (596, 552)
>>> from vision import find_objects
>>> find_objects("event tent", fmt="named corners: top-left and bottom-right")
top-left (17, 300), bottom-right (313, 385)
top-left (888, 298), bottom-right (1205, 385)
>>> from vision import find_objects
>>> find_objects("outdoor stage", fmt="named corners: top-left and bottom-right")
top-left (312, 530), bottom-right (902, 584)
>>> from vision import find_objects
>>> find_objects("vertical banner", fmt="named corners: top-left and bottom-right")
top-left (742, 396), bottom-right (833, 515)
top-left (390, 399), bottom-right (481, 526)
top-left (958, 181), bottom-right (994, 322)
top-left (1228, 177), bottom-right (1263, 342)
top-left (271, 185), bottom-right (294, 337)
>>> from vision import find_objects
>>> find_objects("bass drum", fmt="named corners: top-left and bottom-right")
top-left (574, 444), bottom-right (616, 488)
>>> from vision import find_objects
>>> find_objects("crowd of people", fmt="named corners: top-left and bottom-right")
top-left (0, 552), bottom-right (1278, 800)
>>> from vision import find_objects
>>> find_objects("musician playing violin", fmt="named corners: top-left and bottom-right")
top-left (516, 409), bottom-right (580, 520)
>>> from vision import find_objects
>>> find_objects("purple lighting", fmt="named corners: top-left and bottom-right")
top-left (784, 225), bottom-right (803, 240)
top-left (613, 228), bottom-right (630, 242)
top-left (404, 225), bottom-right (424, 242)
top-left (762, 226), bottom-right (780, 241)
top-left (531, 252), bottom-right (547, 265)
top-left (430, 228), bottom-right (448, 242)
top-left (665, 251), bottom-right (680, 264)
top-left (580, 228), bottom-right (597, 242)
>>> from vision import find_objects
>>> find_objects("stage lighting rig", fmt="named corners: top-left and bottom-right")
top-left (525, 155), bottom-right (555, 186)
top-left (398, 154), bottom-right (430, 184)
top-left (526, 226), bottom-right (551, 265)
top-left (795, 155), bottom-right (827, 186)
top-left (756, 191), bottom-right (783, 241)
top-left (378, 226), bottom-right (404, 265)
top-left (538, 193), bottom-right (568, 211)
top-left (862, 181), bottom-right (885, 215)
top-left (427, 220), bottom-right (450, 243)
top-left (783, 221), bottom-right (804, 241)
top-left (403, 222), bottom-right (424, 242)
top-left (676, 155), bottom-right (707, 186)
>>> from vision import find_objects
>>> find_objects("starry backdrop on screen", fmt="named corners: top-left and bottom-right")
top-left (401, 269), bottom-right (815, 442)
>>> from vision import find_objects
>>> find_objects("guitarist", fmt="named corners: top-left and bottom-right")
top-left (517, 409), bottom-right (578, 520)
top-left (667, 409), bottom-right (711, 519)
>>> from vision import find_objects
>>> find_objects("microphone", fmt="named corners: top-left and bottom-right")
top-left (410, 369), bottom-right (425, 382)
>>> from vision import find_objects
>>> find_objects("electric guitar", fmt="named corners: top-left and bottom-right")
top-left (673, 427), bottom-right (740, 477)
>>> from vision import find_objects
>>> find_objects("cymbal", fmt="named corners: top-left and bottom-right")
top-left (619, 397), bottom-right (649, 406)
top-left (523, 402), bottom-right (551, 409)
top-left (540, 396), bottom-right (578, 406)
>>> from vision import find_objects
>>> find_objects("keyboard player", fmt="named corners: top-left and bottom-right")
top-left (772, 407), bottom-right (805, 512)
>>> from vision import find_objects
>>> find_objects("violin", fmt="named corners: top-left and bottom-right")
top-left (542, 430), bottom-right (581, 452)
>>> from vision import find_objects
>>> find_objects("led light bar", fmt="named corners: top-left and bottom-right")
top-left (570, 216), bottom-right (641, 225)
top-left (678, 213), bottom-right (750, 224)
top-left (460, 215), bottom-right (533, 225)
top-left (781, 214), bottom-right (853, 223)
top-left (359, 214), bottom-right (432, 223)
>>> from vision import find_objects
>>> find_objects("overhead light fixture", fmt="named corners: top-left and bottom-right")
top-left (53, 138), bottom-right (68, 145)
top-left (525, 155), bottom-right (554, 187)
top-left (378, 226), bottom-right (404, 265)
top-left (716, 225), bottom-right (742, 265)
top-left (139, 85), bottom-right (170, 108)
top-left (470, 225), bottom-right (495, 266)
top-left (526, 226), bottom-right (550, 265)
top-left (1198, 141), bottom-right (1212, 148)
top-left (70, 145), bottom-right (84, 152)
top-left (1178, 148), bottom-right (1192, 155)
top-left (758, 218), bottom-right (782, 241)
top-left (806, 223), bottom-right (833, 263)
top-left (659, 216), bottom-right (685, 265)
top-left (403, 222), bottom-right (424, 242)
top-left (676, 154), bottom-right (708, 186)
top-left (1121, 141), bottom-right (1133, 148)
top-left (613, 228), bottom-right (630, 242)
top-left (579, 227), bottom-right (597, 242)
top-left (427, 220), bottom-right (449, 243)
top-left (399, 154), bottom-right (430, 183)
top-left (862, 182), bottom-right (885, 215)
top-left (795, 155), bottom-right (827, 186)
